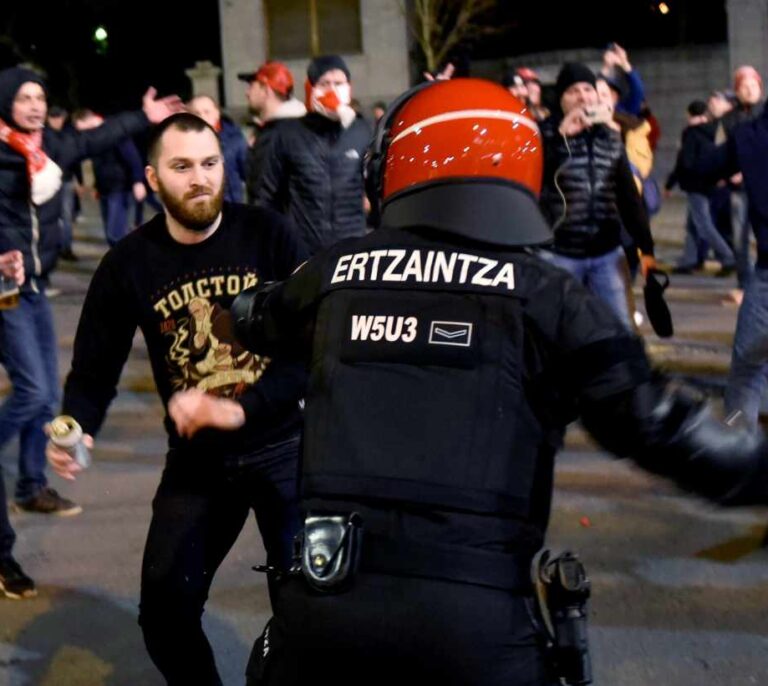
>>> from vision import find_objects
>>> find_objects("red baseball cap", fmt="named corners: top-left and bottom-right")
top-left (238, 61), bottom-right (294, 97)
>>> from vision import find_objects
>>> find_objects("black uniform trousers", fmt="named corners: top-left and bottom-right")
top-left (139, 435), bottom-right (301, 686)
top-left (247, 573), bottom-right (558, 686)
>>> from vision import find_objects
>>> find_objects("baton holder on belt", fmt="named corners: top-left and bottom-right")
top-left (532, 549), bottom-right (592, 685)
top-left (295, 512), bottom-right (363, 592)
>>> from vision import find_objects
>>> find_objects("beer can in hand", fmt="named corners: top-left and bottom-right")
top-left (49, 415), bottom-right (91, 469)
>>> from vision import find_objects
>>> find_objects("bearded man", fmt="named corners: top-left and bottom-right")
top-left (46, 113), bottom-right (308, 685)
top-left (250, 54), bottom-right (371, 255)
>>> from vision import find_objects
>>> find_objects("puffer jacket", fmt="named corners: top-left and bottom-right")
top-left (251, 112), bottom-right (371, 256)
top-left (539, 118), bottom-right (654, 258)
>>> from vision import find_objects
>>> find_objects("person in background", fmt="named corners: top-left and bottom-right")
top-left (240, 61), bottom-right (306, 204)
top-left (47, 105), bottom-right (82, 261)
top-left (187, 95), bottom-right (248, 204)
top-left (666, 100), bottom-right (735, 276)
top-left (250, 55), bottom-right (371, 255)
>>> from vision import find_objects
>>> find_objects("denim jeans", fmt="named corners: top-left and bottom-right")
top-left (0, 291), bottom-right (59, 501)
top-left (99, 190), bottom-right (133, 246)
top-left (725, 267), bottom-right (768, 429)
top-left (678, 193), bottom-right (735, 269)
top-left (139, 435), bottom-right (301, 686)
top-left (731, 190), bottom-right (753, 288)
top-left (539, 247), bottom-right (634, 329)
top-left (0, 466), bottom-right (15, 559)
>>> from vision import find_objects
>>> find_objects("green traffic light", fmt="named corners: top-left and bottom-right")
top-left (94, 26), bottom-right (108, 42)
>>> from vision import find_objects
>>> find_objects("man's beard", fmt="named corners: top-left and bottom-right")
top-left (156, 180), bottom-right (224, 233)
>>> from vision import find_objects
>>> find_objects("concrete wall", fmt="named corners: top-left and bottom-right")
top-left (217, 0), bottom-right (411, 119)
top-left (728, 0), bottom-right (768, 77)
top-left (473, 45), bottom-right (731, 179)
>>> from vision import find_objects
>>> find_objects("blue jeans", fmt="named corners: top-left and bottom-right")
top-left (0, 291), bottom-right (59, 500)
top-left (678, 193), bottom-right (735, 269)
top-left (539, 247), bottom-right (634, 329)
top-left (725, 267), bottom-right (768, 429)
top-left (731, 189), bottom-right (753, 288)
top-left (99, 190), bottom-right (133, 246)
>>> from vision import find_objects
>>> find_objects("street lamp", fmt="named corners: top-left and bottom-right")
top-left (93, 26), bottom-right (108, 55)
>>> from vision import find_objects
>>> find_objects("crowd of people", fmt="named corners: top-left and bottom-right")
top-left (0, 40), bottom-right (767, 685)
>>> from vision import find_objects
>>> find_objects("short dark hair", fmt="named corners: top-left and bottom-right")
top-left (147, 113), bottom-right (219, 167)
top-left (687, 100), bottom-right (708, 117)
top-left (71, 108), bottom-right (96, 123)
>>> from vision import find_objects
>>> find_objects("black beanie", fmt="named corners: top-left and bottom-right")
top-left (0, 67), bottom-right (46, 127)
top-left (307, 55), bottom-right (351, 85)
top-left (555, 62), bottom-right (596, 101)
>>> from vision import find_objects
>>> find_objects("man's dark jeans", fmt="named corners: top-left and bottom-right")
top-left (138, 435), bottom-right (301, 686)
top-left (0, 466), bottom-right (15, 560)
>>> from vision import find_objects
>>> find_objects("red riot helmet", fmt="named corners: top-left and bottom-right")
top-left (365, 78), bottom-right (551, 247)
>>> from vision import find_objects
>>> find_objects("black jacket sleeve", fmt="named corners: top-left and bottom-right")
top-left (53, 111), bottom-right (150, 172)
top-left (61, 250), bottom-right (139, 436)
top-left (231, 211), bottom-right (310, 425)
top-left (250, 126), bottom-right (288, 212)
top-left (233, 251), bottom-right (327, 359)
top-left (581, 380), bottom-right (768, 506)
top-left (537, 267), bottom-right (768, 507)
top-left (614, 153), bottom-right (655, 255)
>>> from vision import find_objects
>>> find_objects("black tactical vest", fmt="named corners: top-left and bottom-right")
top-left (300, 229), bottom-right (548, 519)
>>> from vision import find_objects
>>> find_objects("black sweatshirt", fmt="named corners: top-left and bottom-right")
top-left (62, 203), bottom-right (308, 459)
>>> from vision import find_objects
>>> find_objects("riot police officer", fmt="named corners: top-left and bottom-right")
top-left (233, 79), bottom-right (768, 686)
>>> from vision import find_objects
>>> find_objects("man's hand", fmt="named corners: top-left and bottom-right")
top-left (423, 63), bottom-right (455, 82)
top-left (133, 181), bottom-right (147, 203)
top-left (0, 250), bottom-right (24, 286)
top-left (640, 254), bottom-right (657, 279)
top-left (45, 429), bottom-right (94, 481)
top-left (168, 388), bottom-right (246, 439)
top-left (611, 44), bottom-right (632, 72)
top-left (142, 87), bottom-right (184, 124)
top-left (559, 108), bottom-right (589, 137)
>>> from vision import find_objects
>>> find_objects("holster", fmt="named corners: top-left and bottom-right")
top-left (294, 512), bottom-right (363, 593)
top-left (531, 549), bottom-right (592, 685)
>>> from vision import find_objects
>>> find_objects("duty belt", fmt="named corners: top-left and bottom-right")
top-left (361, 534), bottom-right (534, 592)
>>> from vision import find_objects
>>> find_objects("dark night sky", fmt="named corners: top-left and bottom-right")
top-left (1, 0), bottom-right (222, 112)
top-left (1, 1), bottom-right (726, 112)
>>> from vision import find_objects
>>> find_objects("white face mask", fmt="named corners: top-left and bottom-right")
top-left (311, 84), bottom-right (355, 127)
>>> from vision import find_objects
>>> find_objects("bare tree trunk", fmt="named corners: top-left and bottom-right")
top-left (402, 0), bottom-right (496, 74)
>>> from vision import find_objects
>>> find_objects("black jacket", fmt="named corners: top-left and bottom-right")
top-left (716, 102), bottom-right (763, 190)
top-left (91, 136), bottom-right (144, 195)
top-left (539, 118), bottom-right (654, 257)
top-left (0, 111), bottom-right (148, 288)
top-left (235, 224), bottom-right (768, 572)
top-left (698, 104), bottom-right (768, 269)
top-left (246, 118), bottom-right (295, 204)
top-left (250, 112), bottom-right (372, 255)
top-left (666, 122), bottom-right (719, 195)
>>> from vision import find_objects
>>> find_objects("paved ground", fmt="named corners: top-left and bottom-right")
top-left (1, 195), bottom-right (767, 685)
